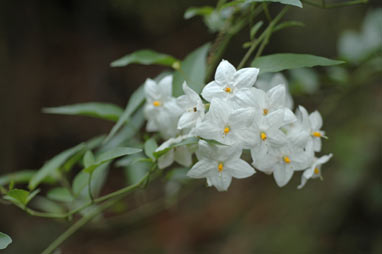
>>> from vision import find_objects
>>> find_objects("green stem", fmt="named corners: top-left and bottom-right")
top-left (302, 0), bottom-right (368, 8)
top-left (88, 173), bottom-right (94, 202)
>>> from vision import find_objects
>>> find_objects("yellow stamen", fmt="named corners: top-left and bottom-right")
top-left (260, 132), bottom-right (267, 141)
top-left (314, 168), bottom-right (320, 175)
top-left (224, 127), bottom-right (230, 134)
top-left (283, 156), bottom-right (291, 164)
top-left (218, 162), bottom-right (224, 172)
top-left (312, 131), bottom-right (321, 137)
top-left (153, 101), bottom-right (161, 107)
top-left (263, 108), bottom-right (269, 115)
top-left (224, 87), bottom-right (232, 93)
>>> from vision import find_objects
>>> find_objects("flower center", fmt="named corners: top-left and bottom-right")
top-left (260, 132), bottom-right (267, 141)
top-left (312, 131), bottom-right (321, 137)
top-left (314, 168), bottom-right (320, 174)
top-left (153, 101), bottom-right (161, 107)
top-left (224, 87), bottom-right (232, 93)
top-left (283, 156), bottom-right (291, 164)
top-left (223, 126), bottom-right (230, 135)
top-left (193, 107), bottom-right (197, 112)
top-left (263, 108), bottom-right (269, 115)
top-left (218, 162), bottom-right (224, 172)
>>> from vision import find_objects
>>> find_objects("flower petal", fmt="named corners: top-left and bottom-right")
top-left (208, 173), bottom-right (232, 191)
top-left (267, 85), bottom-right (286, 110)
top-left (309, 111), bottom-right (323, 130)
top-left (273, 163), bottom-right (294, 187)
top-left (225, 159), bottom-right (255, 179)
top-left (233, 67), bottom-right (259, 88)
top-left (158, 75), bottom-right (173, 98)
top-left (158, 150), bottom-right (174, 169)
top-left (201, 81), bottom-right (226, 102)
top-left (187, 159), bottom-right (215, 178)
top-left (215, 60), bottom-right (236, 85)
top-left (174, 146), bottom-right (193, 167)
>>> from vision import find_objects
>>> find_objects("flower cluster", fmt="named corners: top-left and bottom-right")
top-left (143, 60), bottom-right (332, 191)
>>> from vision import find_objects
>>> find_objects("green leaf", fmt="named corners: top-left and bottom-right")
top-left (84, 147), bottom-right (142, 173)
top-left (83, 151), bottom-right (95, 168)
top-left (3, 188), bottom-right (39, 207)
top-left (273, 20), bottom-right (305, 32)
top-left (144, 138), bottom-right (158, 161)
top-left (154, 137), bottom-right (199, 158)
top-left (0, 232), bottom-right (12, 250)
top-left (246, 0), bottom-right (302, 8)
top-left (110, 50), bottom-right (178, 67)
top-left (184, 6), bottom-right (214, 19)
top-left (47, 187), bottom-right (73, 202)
top-left (250, 21), bottom-right (263, 40)
top-left (251, 53), bottom-right (345, 73)
top-left (43, 103), bottom-right (124, 122)
top-left (104, 86), bottom-right (145, 143)
top-left (0, 170), bottom-right (36, 186)
top-left (124, 155), bottom-right (151, 185)
top-left (173, 43), bottom-right (210, 97)
top-left (28, 143), bottom-right (86, 190)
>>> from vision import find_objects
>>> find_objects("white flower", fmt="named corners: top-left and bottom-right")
top-left (236, 85), bottom-right (289, 116)
top-left (176, 82), bottom-right (205, 131)
top-left (201, 60), bottom-right (259, 103)
top-left (250, 109), bottom-right (296, 170)
top-left (298, 154), bottom-right (333, 189)
top-left (143, 76), bottom-right (183, 139)
top-left (187, 140), bottom-right (255, 191)
top-left (294, 106), bottom-right (326, 152)
top-left (255, 73), bottom-right (294, 109)
top-left (194, 98), bottom-right (256, 147)
top-left (155, 135), bottom-right (194, 169)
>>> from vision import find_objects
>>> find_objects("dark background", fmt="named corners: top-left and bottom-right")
top-left (0, 0), bottom-right (381, 253)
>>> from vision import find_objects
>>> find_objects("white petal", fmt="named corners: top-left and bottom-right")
top-left (208, 173), bottom-right (232, 191)
top-left (215, 60), bottom-right (236, 85)
top-left (229, 108), bottom-right (256, 127)
top-left (187, 159), bottom-right (215, 178)
top-left (233, 67), bottom-right (259, 88)
top-left (177, 112), bottom-right (196, 130)
top-left (225, 159), bottom-right (255, 179)
top-left (144, 78), bottom-right (159, 100)
top-left (273, 163), bottom-right (294, 187)
top-left (309, 111), bottom-right (323, 130)
top-left (313, 138), bottom-right (322, 152)
top-left (158, 150), bottom-right (174, 169)
top-left (146, 119), bottom-right (158, 132)
top-left (297, 173), bottom-right (308, 189)
top-left (267, 85), bottom-right (286, 110)
top-left (158, 75), bottom-right (173, 98)
top-left (174, 146), bottom-right (193, 167)
top-left (201, 81), bottom-right (226, 102)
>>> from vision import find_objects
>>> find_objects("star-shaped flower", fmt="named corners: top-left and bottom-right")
top-left (187, 140), bottom-right (255, 191)
top-left (298, 153), bottom-right (333, 189)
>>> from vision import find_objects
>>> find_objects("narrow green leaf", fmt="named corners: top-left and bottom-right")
top-left (26, 189), bottom-right (40, 204)
top-left (3, 189), bottom-right (30, 207)
top-left (154, 137), bottom-right (199, 158)
top-left (251, 53), bottom-right (345, 73)
top-left (246, 0), bottom-right (302, 8)
top-left (110, 50), bottom-right (178, 67)
top-left (0, 232), bottom-right (12, 250)
top-left (184, 6), bottom-right (214, 19)
top-left (124, 155), bottom-right (151, 185)
top-left (104, 86), bottom-right (145, 143)
top-left (83, 151), bottom-right (95, 168)
top-left (43, 103), bottom-right (123, 122)
top-left (144, 138), bottom-right (158, 161)
top-left (28, 143), bottom-right (86, 190)
top-left (273, 20), bottom-right (305, 32)
top-left (47, 187), bottom-right (73, 202)
top-left (72, 171), bottom-right (88, 196)
top-left (250, 20), bottom-right (263, 40)
top-left (0, 170), bottom-right (35, 186)
top-left (173, 43), bottom-right (210, 97)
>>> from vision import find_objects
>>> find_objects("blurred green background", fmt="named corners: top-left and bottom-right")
top-left (0, 0), bottom-right (381, 253)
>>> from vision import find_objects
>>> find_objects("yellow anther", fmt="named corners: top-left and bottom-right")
top-left (172, 61), bottom-right (180, 70)
top-left (223, 127), bottom-right (230, 134)
top-left (224, 87), bottom-right (232, 93)
top-left (260, 132), bottom-right (267, 141)
top-left (312, 131), bottom-right (321, 137)
top-left (314, 168), bottom-right (320, 175)
top-left (263, 108), bottom-right (269, 115)
top-left (153, 101), bottom-right (161, 107)
top-left (218, 162), bottom-right (224, 172)
top-left (283, 156), bottom-right (291, 164)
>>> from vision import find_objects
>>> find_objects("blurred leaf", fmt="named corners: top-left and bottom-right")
top-left (0, 232), bottom-right (12, 250)
top-left (0, 170), bottom-right (35, 186)
top-left (252, 53), bottom-right (345, 73)
top-left (273, 20), bottom-right (305, 32)
top-left (28, 143), bottom-right (85, 190)
top-left (83, 151), bottom-right (95, 168)
top-left (72, 171), bottom-right (88, 196)
top-left (250, 21), bottom-right (263, 40)
top-left (223, 0), bottom-right (302, 8)
top-left (184, 6), bottom-right (214, 19)
top-left (32, 196), bottom-right (65, 214)
top-left (166, 167), bottom-right (190, 182)
top-left (154, 137), bottom-right (198, 158)
top-left (110, 50), bottom-right (178, 67)
top-left (173, 43), bottom-right (210, 97)
top-left (84, 147), bottom-right (142, 173)
top-left (144, 138), bottom-right (158, 161)
top-left (47, 187), bottom-right (73, 202)
top-left (43, 103), bottom-right (123, 122)
top-left (125, 155), bottom-right (151, 185)
top-left (289, 68), bottom-right (319, 94)
top-left (104, 86), bottom-right (145, 143)
top-left (3, 188), bottom-right (39, 207)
